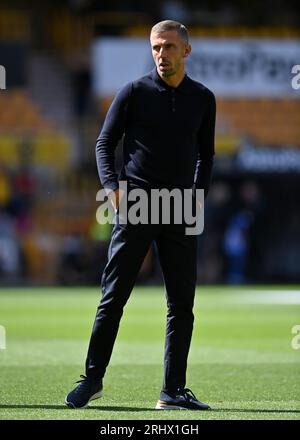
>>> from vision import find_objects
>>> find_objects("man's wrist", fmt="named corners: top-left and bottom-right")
top-left (104, 186), bottom-right (118, 196)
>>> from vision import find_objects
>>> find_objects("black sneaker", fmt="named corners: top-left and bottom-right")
top-left (64, 375), bottom-right (103, 409)
top-left (155, 388), bottom-right (210, 410)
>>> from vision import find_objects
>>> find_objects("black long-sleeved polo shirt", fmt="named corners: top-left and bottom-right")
top-left (96, 67), bottom-right (216, 197)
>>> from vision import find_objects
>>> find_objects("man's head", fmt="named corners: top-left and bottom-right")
top-left (150, 20), bottom-right (191, 79)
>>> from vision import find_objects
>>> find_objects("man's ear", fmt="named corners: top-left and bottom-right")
top-left (183, 43), bottom-right (191, 58)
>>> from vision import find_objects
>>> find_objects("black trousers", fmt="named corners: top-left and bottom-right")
top-left (85, 209), bottom-right (198, 393)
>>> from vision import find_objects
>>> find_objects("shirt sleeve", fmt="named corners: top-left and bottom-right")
top-left (194, 89), bottom-right (216, 198)
top-left (95, 82), bottom-right (132, 191)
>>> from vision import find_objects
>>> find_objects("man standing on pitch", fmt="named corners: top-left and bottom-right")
top-left (65, 20), bottom-right (216, 410)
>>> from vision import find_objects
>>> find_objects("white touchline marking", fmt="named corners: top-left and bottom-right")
top-left (230, 290), bottom-right (300, 305)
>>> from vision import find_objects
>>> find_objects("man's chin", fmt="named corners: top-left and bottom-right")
top-left (159, 68), bottom-right (175, 77)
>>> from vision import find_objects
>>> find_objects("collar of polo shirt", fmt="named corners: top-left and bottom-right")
top-left (151, 67), bottom-right (193, 94)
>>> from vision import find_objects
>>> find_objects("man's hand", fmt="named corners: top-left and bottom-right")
top-left (108, 188), bottom-right (125, 213)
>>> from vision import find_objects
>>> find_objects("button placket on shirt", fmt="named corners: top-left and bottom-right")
top-left (171, 89), bottom-right (175, 112)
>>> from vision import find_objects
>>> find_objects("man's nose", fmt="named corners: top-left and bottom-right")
top-left (159, 47), bottom-right (167, 57)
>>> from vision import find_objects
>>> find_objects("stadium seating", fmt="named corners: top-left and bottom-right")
top-left (217, 99), bottom-right (300, 147)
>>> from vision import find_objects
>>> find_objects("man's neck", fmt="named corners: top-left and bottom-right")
top-left (157, 68), bottom-right (186, 88)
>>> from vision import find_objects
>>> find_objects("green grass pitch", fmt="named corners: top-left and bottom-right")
top-left (0, 286), bottom-right (299, 420)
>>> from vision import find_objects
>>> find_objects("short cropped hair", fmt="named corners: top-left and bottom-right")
top-left (150, 20), bottom-right (189, 44)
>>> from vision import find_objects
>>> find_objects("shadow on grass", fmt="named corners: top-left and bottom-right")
top-left (0, 405), bottom-right (299, 414)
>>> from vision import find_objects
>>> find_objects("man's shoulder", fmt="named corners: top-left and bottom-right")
top-left (116, 71), bottom-right (153, 98)
top-left (187, 76), bottom-right (215, 100)
top-left (114, 71), bottom-right (154, 102)
top-left (131, 70), bottom-right (154, 90)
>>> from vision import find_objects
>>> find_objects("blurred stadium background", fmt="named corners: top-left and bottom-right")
top-left (0, 0), bottom-right (300, 287)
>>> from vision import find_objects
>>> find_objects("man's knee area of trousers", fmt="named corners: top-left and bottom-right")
top-left (98, 294), bottom-right (129, 315)
top-left (167, 302), bottom-right (194, 317)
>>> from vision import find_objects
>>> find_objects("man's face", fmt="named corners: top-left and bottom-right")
top-left (150, 30), bottom-right (191, 78)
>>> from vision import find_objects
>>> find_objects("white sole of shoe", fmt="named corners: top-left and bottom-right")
top-left (155, 402), bottom-right (187, 410)
top-left (155, 401), bottom-right (210, 410)
top-left (65, 390), bottom-right (103, 409)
